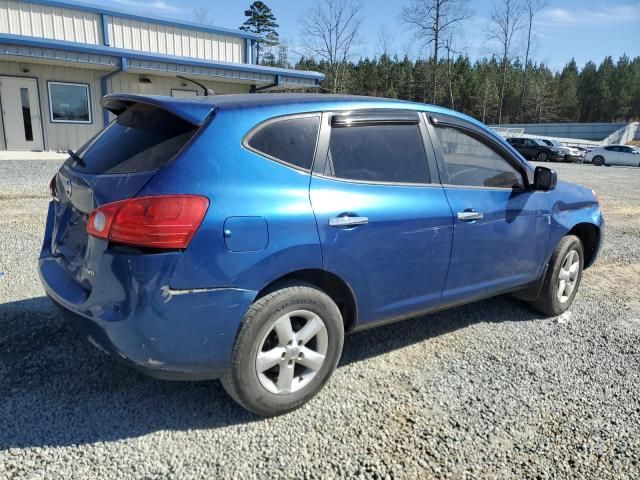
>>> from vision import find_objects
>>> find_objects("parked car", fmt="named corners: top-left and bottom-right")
top-left (40, 94), bottom-right (604, 416)
top-left (540, 139), bottom-right (584, 162)
top-left (506, 137), bottom-right (565, 162)
top-left (585, 145), bottom-right (640, 166)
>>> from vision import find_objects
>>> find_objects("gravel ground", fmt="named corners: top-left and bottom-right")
top-left (1, 160), bottom-right (639, 479)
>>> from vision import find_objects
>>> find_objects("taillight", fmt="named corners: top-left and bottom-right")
top-left (49, 175), bottom-right (59, 202)
top-left (87, 195), bottom-right (209, 249)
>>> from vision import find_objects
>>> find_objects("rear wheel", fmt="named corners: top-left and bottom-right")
top-left (529, 235), bottom-right (584, 316)
top-left (593, 155), bottom-right (605, 166)
top-left (537, 152), bottom-right (548, 162)
top-left (221, 283), bottom-right (344, 417)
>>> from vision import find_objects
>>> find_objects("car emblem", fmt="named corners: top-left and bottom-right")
top-left (64, 177), bottom-right (72, 197)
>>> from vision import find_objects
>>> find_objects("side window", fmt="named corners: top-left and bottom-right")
top-left (326, 123), bottom-right (430, 183)
top-left (246, 115), bottom-right (320, 170)
top-left (434, 126), bottom-right (524, 189)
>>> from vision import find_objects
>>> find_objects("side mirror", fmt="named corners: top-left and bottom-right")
top-left (533, 166), bottom-right (557, 191)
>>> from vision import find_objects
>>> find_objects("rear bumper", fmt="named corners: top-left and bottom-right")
top-left (39, 238), bottom-right (256, 380)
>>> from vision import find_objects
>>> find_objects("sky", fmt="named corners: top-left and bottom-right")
top-left (93, 0), bottom-right (639, 71)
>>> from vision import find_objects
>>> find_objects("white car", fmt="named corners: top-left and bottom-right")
top-left (585, 145), bottom-right (640, 167)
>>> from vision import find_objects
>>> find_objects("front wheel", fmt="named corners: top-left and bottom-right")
top-left (537, 152), bottom-right (548, 162)
top-left (593, 155), bottom-right (605, 166)
top-left (529, 235), bottom-right (584, 316)
top-left (221, 283), bottom-right (344, 416)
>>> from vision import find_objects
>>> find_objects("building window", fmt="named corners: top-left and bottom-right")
top-left (48, 82), bottom-right (91, 123)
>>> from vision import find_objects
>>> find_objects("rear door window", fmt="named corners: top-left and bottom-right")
top-left (66, 103), bottom-right (199, 174)
top-left (325, 123), bottom-right (430, 184)
top-left (246, 115), bottom-right (320, 170)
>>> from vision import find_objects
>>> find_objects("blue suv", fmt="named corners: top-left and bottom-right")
top-left (40, 94), bottom-right (604, 416)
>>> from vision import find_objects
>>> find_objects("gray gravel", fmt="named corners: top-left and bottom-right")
top-left (1, 160), bottom-right (639, 479)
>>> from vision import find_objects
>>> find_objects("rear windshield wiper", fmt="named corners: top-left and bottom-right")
top-left (67, 149), bottom-right (86, 167)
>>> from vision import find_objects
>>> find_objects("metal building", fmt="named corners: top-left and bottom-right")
top-left (0, 0), bottom-right (324, 152)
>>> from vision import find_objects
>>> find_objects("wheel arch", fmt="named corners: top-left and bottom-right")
top-left (567, 222), bottom-right (600, 268)
top-left (255, 269), bottom-right (358, 332)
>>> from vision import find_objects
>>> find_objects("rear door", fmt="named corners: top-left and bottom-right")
top-left (309, 111), bottom-right (453, 326)
top-left (426, 114), bottom-right (549, 304)
top-left (620, 146), bottom-right (638, 166)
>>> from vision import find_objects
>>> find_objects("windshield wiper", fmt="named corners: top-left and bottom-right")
top-left (67, 149), bottom-right (86, 167)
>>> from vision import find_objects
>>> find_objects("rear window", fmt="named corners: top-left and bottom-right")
top-left (66, 103), bottom-right (199, 174)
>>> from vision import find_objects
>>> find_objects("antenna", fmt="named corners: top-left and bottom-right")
top-left (177, 75), bottom-right (215, 96)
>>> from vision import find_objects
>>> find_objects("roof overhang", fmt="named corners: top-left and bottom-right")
top-left (0, 34), bottom-right (324, 88)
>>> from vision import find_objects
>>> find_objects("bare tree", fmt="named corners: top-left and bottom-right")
top-left (376, 25), bottom-right (396, 58)
top-left (517, 0), bottom-right (546, 121)
top-left (399, 0), bottom-right (472, 104)
top-left (486, 0), bottom-right (523, 124)
top-left (301, 0), bottom-right (363, 93)
top-left (443, 34), bottom-right (462, 109)
top-left (192, 7), bottom-right (212, 25)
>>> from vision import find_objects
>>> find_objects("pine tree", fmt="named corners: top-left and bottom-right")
top-left (240, 2), bottom-right (279, 65)
top-left (556, 59), bottom-right (579, 121)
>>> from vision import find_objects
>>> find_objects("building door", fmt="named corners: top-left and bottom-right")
top-left (0, 76), bottom-right (44, 151)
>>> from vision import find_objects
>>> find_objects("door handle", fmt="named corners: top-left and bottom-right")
top-left (329, 215), bottom-right (369, 228)
top-left (457, 210), bottom-right (484, 221)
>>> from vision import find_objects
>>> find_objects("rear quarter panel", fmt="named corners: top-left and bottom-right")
top-left (138, 107), bottom-right (323, 293)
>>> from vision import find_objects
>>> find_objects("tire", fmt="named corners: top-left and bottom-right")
top-left (221, 282), bottom-right (344, 417)
top-left (537, 152), bottom-right (548, 162)
top-left (593, 155), bottom-right (605, 166)
top-left (529, 235), bottom-right (584, 316)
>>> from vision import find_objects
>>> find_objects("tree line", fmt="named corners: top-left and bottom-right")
top-left (196, 0), bottom-right (640, 124)
top-left (293, 54), bottom-right (640, 124)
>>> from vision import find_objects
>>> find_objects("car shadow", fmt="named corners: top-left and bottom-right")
top-left (0, 294), bottom-right (542, 449)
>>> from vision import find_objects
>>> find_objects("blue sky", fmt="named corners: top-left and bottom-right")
top-left (100, 0), bottom-right (638, 71)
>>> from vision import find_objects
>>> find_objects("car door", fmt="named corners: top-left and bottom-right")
top-left (604, 146), bottom-right (621, 164)
top-left (426, 114), bottom-right (550, 304)
top-left (621, 146), bottom-right (639, 166)
top-left (309, 111), bottom-right (453, 327)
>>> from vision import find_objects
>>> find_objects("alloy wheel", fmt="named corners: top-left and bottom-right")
top-left (255, 310), bottom-right (328, 394)
top-left (557, 249), bottom-right (580, 303)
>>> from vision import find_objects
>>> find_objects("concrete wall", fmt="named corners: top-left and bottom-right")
top-left (0, 59), bottom-right (251, 152)
top-left (491, 122), bottom-right (628, 141)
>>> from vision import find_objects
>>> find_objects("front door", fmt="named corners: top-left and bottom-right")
top-left (0, 76), bottom-right (44, 151)
top-left (428, 116), bottom-right (550, 304)
top-left (310, 111), bottom-right (453, 327)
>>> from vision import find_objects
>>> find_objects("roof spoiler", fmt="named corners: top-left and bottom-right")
top-left (101, 93), bottom-right (215, 126)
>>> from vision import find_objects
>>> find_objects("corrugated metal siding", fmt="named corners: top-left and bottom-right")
top-left (108, 16), bottom-right (245, 63)
top-left (0, 59), bottom-right (251, 151)
top-left (0, 0), bottom-right (100, 44)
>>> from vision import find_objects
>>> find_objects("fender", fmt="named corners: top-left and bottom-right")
top-left (544, 180), bottom-right (604, 269)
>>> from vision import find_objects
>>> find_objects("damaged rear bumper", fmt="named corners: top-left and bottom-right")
top-left (39, 249), bottom-right (256, 380)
